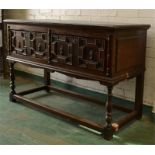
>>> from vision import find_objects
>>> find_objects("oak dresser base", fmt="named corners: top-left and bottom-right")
top-left (5, 19), bottom-right (150, 140)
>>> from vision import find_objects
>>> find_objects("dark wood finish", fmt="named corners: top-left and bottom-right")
top-left (103, 86), bottom-right (113, 140)
top-left (17, 84), bottom-right (133, 113)
top-left (44, 69), bottom-right (50, 92)
top-left (116, 111), bottom-right (138, 129)
top-left (0, 47), bottom-right (2, 74)
top-left (0, 10), bottom-right (5, 76)
top-left (4, 19), bottom-right (150, 140)
top-left (48, 85), bottom-right (133, 113)
top-left (0, 10), bottom-right (3, 75)
top-left (135, 72), bottom-right (145, 119)
top-left (9, 62), bottom-right (16, 102)
top-left (18, 86), bottom-right (47, 95)
top-left (13, 94), bottom-right (104, 132)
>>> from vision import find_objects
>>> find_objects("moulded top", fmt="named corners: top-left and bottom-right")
top-left (3, 19), bottom-right (151, 30)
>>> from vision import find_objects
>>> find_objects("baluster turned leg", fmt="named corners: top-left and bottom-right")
top-left (44, 69), bottom-right (50, 92)
top-left (9, 62), bottom-right (16, 102)
top-left (103, 86), bottom-right (114, 140)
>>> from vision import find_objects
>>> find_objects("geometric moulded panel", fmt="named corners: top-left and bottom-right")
top-left (10, 30), bottom-right (48, 60)
top-left (78, 37), bottom-right (107, 72)
top-left (51, 34), bottom-right (75, 65)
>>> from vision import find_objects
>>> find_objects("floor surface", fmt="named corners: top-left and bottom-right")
top-left (0, 76), bottom-right (155, 144)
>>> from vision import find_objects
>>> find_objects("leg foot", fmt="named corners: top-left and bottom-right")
top-left (103, 126), bottom-right (114, 140)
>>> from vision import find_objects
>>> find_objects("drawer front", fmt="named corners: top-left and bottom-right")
top-left (50, 33), bottom-right (109, 75)
top-left (9, 28), bottom-right (110, 76)
top-left (50, 34), bottom-right (74, 65)
top-left (9, 29), bottom-right (48, 62)
top-left (77, 37), bottom-right (106, 72)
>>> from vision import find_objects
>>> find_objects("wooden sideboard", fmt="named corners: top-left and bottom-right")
top-left (4, 19), bottom-right (150, 140)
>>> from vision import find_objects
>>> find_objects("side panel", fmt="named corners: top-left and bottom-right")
top-left (113, 30), bottom-right (147, 76)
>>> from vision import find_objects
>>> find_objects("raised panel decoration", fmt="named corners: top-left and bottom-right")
top-left (34, 32), bottom-right (48, 59)
top-left (50, 33), bottom-right (107, 73)
top-left (116, 36), bottom-right (145, 72)
top-left (50, 34), bottom-right (75, 65)
top-left (10, 30), bottom-right (48, 60)
top-left (10, 30), bottom-right (108, 73)
top-left (78, 37), bottom-right (107, 72)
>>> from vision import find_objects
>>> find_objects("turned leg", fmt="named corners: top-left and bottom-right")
top-left (9, 62), bottom-right (16, 102)
top-left (103, 86), bottom-right (113, 140)
top-left (135, 72), bottom-right (144, 119)
top-left (44, 69), bottom-right (50, 92)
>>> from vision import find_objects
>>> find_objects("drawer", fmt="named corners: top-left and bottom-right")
top-left (50, 33), bottom-right (109, 75)
top-left (9, 29), bottom-right (49, 62)
top-left (9, 28), bottom-right (110, 76)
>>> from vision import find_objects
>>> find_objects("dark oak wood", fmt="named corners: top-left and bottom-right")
top-left (135, 72), bottom-right (145, 119)
top-left (48, 85), bottom-right (133, 113)
top-left (0, 47), bottom-right (2, 74)
top-left (13, 94), bottom-right (104, 132)
top-left (18, 84), bottom-right (133, 113)
top-left (18, 86), bottom-right (47, 95)
top-left (0, 10), bottom-right (3, 75)
top-left (103, 86), bottom-right (113, 140)
top-left (44, 69), bottom-right (50, 92)
top-left (0, 10), bottom-right (5, 76)
top-left (9, 62), bottom-right (16, 102)
top-left (4, 19), bottom-right (150, 140)
top-left (116, 111), bottom-right (138, 129)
